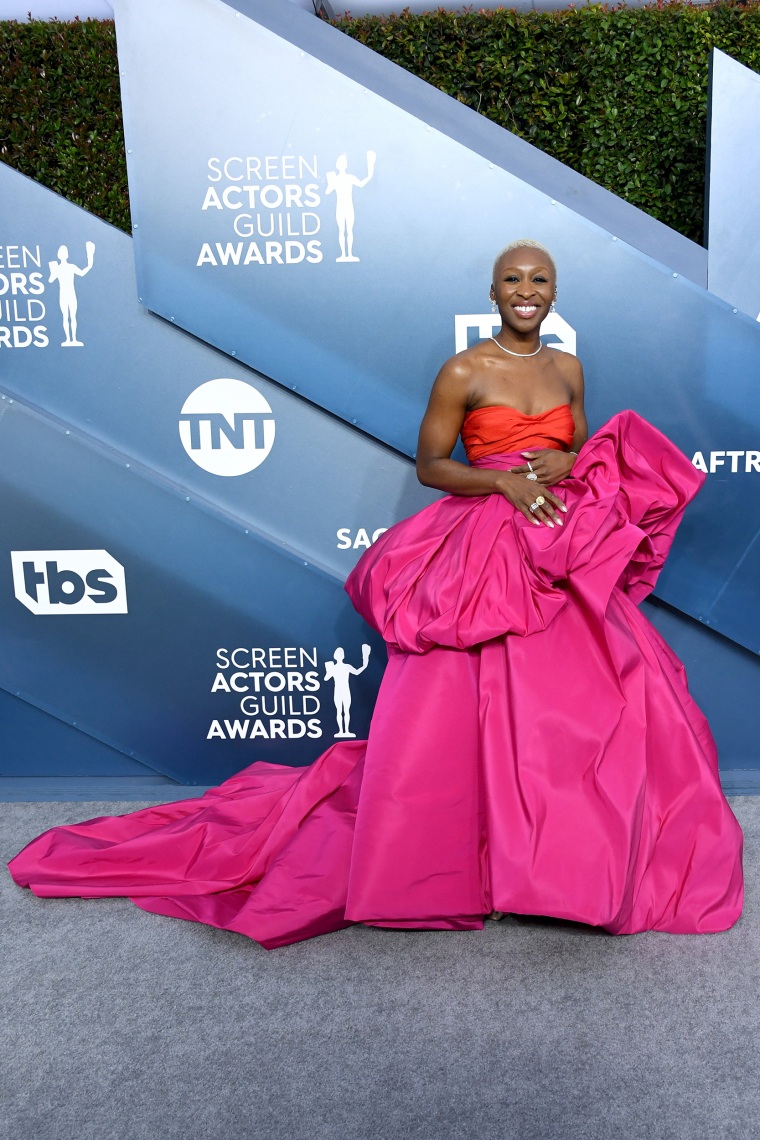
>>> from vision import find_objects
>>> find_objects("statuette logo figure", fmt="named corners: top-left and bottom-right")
top-left (325, 152), bottom-right (376, 263)
top-left (324, 644), bottom-right (371, 738)
top-left (48, 241), bottom-right (95, 347)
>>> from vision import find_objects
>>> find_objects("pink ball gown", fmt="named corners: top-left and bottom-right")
top-left (8, 407), bottom-right (744, 949)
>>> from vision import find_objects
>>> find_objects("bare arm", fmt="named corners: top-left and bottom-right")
top-left (567, 359), bottom-right (589, 454)
top-left (416, 356), bottom-right (504, 497)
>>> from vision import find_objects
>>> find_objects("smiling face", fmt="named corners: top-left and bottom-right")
top-left (490, 247), bottom-right (556, 335)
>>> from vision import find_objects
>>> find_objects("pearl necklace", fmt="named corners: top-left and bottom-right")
top-left (490, 336), bottom-right (543, 358)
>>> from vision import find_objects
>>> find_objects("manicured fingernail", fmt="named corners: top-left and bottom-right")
top-left (545, 521), bottom-right (554, 528)
top-left (560, 504), bottom-right (568, 513)
top-left (555, 518), bottom-right (563, 526)
top-left (533, 520), bottom-right (541, 526)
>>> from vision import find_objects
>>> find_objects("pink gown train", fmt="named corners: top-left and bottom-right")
top-left (9, 409), bottom-right (744, 949)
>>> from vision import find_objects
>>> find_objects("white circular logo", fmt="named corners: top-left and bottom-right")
top-left (179, 378), bottom-right (276, 476)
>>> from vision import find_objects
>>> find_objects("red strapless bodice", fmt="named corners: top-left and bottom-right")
top-left (461, 404), bottom-right (575, 462)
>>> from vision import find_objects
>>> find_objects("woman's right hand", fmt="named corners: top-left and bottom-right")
top-left (495, 472), bottom-right (567, 528)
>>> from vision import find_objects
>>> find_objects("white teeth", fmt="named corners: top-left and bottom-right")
top-left (515, 305), bottom-right (537, 313)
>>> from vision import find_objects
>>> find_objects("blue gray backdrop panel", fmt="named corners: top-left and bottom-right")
top-left (1, 0), bottom-right (759, 781)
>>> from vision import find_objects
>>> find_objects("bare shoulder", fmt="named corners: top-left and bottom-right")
top-left (429, 344), bottom-right (484, 401)
top-left (551, 350), bottom-right (584, 393)
top-left (441, 340), bottom-right (490, 377)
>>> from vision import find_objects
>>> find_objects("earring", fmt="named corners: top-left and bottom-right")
top-left (549, 297), bottom-right (557, 314)
top-left (490, 296), bottom-right (497, 313)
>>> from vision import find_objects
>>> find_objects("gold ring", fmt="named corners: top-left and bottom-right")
top-left (535, 495), bottom-right (546, 507)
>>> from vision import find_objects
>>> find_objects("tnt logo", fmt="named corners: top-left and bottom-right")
top-left (11, 550), bottom-right (128, 615)
top-left (179, 378), bottom-right (276, 476)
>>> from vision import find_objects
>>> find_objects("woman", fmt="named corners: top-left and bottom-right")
top-left (9, 240), bottom-right (743, 948)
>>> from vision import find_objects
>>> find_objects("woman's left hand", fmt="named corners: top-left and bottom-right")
top-left (510, 449), bottom-right (576, 486)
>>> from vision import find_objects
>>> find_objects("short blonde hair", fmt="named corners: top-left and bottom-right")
top-left (492, 239), bottom-right (556, 282)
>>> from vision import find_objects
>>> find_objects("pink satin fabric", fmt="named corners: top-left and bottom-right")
top-left (9, 410), bottom-right (744, 948)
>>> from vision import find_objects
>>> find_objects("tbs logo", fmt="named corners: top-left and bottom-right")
top-left (179, 378), bottom-right (276, 476)
top-left (11, 550), bottom-right (128, 615)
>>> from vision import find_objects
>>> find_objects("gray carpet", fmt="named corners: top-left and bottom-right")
top-left (3, 798), bottom-right (760, 1140)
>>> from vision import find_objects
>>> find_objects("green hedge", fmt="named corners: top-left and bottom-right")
top-left (1, 5), bottom-right (759, 241)
top-left (336, 2), bottom-right (760, 243)
top-left (0, 19), bottom-right (128, 231)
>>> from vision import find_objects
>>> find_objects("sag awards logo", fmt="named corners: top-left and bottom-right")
top-left (11, 549), bottom-right (128, 615)
top-left (196, 151), bottom-right (376, 268)
top-left (0, 241), bottom-right (95, 349)
top-left (206, 643), bottom-right (371, 741)
top-left (336, 527), bottom-right (388, 550)
top-left (179, 378), bottom-right (275, 476)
